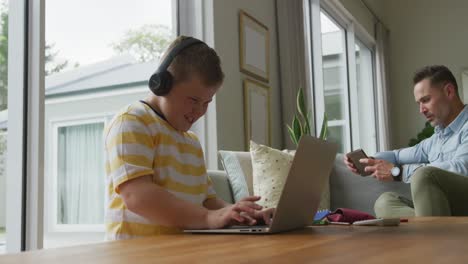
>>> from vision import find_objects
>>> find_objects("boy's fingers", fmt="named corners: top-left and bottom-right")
top-left (231, 211), bottom-right (244, 222)
top-left (242, 201), bottom-right (262, 210)
top-left (235, 200), bottom-right (263, 210)
top-left (263, 209), bottom-right (275, 225)
top-left (263, 212), bottom-right (270, 225)
top-left (241, 213), bottom-right (256, 225)
top-left (241, 196), bottom-right (261, 202)
top-left (235, 204), bottom-right (257, 215)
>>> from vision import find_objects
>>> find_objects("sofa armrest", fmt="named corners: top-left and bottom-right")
top-left (207, 170), bottom-right (234, 204)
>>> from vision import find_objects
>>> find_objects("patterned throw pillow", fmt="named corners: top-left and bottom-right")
top-left (250, 141), bottom-right (294, 209)
top-left (250, 141), bottom-right (330, 210)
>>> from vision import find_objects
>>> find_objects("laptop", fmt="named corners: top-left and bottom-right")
top-left (184, 135), bottom-right (338, 234)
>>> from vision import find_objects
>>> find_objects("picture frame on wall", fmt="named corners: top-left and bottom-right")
top-left (239, 10), bottom-right (270, 82)
top-left (243, 79), bottom-right (271, 149)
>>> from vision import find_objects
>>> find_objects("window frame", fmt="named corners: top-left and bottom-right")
top-left (6, 0), bottom-right (43, 253)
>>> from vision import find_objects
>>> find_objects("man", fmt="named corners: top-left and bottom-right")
top-left (344, 65), bottom-right (468, 217)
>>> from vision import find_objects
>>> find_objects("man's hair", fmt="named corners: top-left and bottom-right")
top-left (161, 35), bottom-right (224, 87)
top-left (413, 65), bottom-right (459, 97)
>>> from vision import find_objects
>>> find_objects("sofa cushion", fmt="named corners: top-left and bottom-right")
top-left (218, 150), bottom-right (253, 202)
top-left (330, 154), bottom-right (412, 215)
top-left (207, 170), bottom-right (234, 204)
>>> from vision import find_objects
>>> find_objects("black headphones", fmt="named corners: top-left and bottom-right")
top-left (148, 37), bottom-right (204, 96)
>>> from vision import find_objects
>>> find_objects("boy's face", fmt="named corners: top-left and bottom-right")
top-left (159, 76), bottom-right (219, 132)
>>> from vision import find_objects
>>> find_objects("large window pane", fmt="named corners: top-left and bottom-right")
top-left (354, 40), bottom-right (377, 154)
top-left (0, 0), bottom-right (7, 254)
top-left (44, 0), bottom-right (175, 248)
top-left (320, 11), bottom-right (349, 153)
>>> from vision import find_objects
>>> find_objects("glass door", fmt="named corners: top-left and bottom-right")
top-left (44, 0), bottom-right (176, 248)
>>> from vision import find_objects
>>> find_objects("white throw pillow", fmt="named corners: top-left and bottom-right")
top-left (218, 150), bottom-right (253, 202)
top-left (250, 141), bottom-right (330, 210)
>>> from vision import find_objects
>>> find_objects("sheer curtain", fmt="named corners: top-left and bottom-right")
top-left (57, 122), bottom-right (104, 224)
top-left (375, 22), bottom-right (392, 151)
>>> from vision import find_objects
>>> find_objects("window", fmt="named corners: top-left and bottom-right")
top-left (352, 40), bottom-right (377, 154)
top-left (54, 121), bottom-right (105, 227)
top-left (44, 0), bottom-right (176, 248)
top-left (319, 11), bottom-right (350, 153)
top-left (0, 0), bottom-right (7, 254)
top-left (309, 1), bottom-right (379, 154)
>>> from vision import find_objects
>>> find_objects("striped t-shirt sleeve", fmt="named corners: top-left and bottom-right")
top-left (105, 113), bottom-right (154, 193)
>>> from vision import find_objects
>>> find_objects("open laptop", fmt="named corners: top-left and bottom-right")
top-left (184, 135), bottom-right (338, 234)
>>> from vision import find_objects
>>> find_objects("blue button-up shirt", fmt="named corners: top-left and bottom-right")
top-left (374, 105), bottom-right (468, 183)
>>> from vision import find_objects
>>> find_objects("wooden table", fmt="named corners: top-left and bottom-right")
top-left (1, 217), bottom-right (468, 263)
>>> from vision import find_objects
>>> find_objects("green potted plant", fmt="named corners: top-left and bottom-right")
top-left (408, 121), bottom-right (434, 147)
top-left (286, 88), bottom-right (328, 145)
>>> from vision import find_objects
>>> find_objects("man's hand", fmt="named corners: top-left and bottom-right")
top-left (360, 158), bottom-right (395, 181)
top-left (343, 154), bottom-right (359, 174)
top-left (206, 196), bottom-right (263, 229)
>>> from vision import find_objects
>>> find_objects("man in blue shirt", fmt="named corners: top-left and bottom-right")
top-left (344, 65), bottom-right (468, 217)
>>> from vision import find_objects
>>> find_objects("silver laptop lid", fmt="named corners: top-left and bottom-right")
top-left (268, 136), bottom-right (338, 233)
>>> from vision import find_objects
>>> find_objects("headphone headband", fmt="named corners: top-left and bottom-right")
top-left (156, 37), bottom-right (204, 73)
top-left (149, 36), bottom-right (204, 96)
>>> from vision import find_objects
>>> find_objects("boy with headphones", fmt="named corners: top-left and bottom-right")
top-left (104, 36), bottom-right (274, 240)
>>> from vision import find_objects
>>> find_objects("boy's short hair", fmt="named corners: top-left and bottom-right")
top-left (161, 35), bottom-right (224, 87)
top-left (413, 65), bottom-right (459, 97)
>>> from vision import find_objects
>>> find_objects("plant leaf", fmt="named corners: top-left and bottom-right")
top-left (286, 125), bottom-right (298, 146)
top-left (297, 88), bottom-right (307, 119)
top-left (304, 111), bottom-right (312, 136)
top-left (319, 113), bottom-right (328, 140)
top-left (292, 115), bottom-right (303, 142)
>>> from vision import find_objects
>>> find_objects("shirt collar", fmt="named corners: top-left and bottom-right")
top-left (435, 104), bottom-right (468, 135)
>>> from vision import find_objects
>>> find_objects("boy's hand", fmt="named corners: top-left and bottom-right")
top-left (206, 196), bottom-right (263, 229)
top-left (251, 207), bottom-right (275, 225)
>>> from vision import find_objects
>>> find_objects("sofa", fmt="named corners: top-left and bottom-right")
top-left (208, 153), bottom-right (411, 216)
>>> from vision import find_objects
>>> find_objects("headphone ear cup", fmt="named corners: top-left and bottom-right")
top-left (155, 71), bottom-right (173, 96)
top-left (149, 70), bottom-right (173, 96)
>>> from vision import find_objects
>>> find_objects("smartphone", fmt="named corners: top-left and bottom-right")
top-left (346, 149), bottom-right (371, 176)
top-left (352, 218), bottom-right (400, 226)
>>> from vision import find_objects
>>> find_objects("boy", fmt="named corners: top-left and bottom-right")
top-left (104, 36), bottom-right (274, 240)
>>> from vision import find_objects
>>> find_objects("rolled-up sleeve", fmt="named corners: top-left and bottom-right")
top-left (373, 136), bottom-right (434, 182)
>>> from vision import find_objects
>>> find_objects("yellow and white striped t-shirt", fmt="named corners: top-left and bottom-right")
top-left (104, 101), bottom-right (216, 240)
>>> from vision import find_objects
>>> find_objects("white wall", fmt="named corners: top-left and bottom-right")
top-left (373, 0), bottom-right (468, 148)
top-left (213, 0), bottom-right (282, 151)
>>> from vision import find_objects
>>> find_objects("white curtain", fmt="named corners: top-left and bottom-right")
top-left (375, 22), bottom-right (392, 151)
top-left (57, 122), bottom-right (104, 224)
top-left (276, 0), bottom-right (310, 150)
